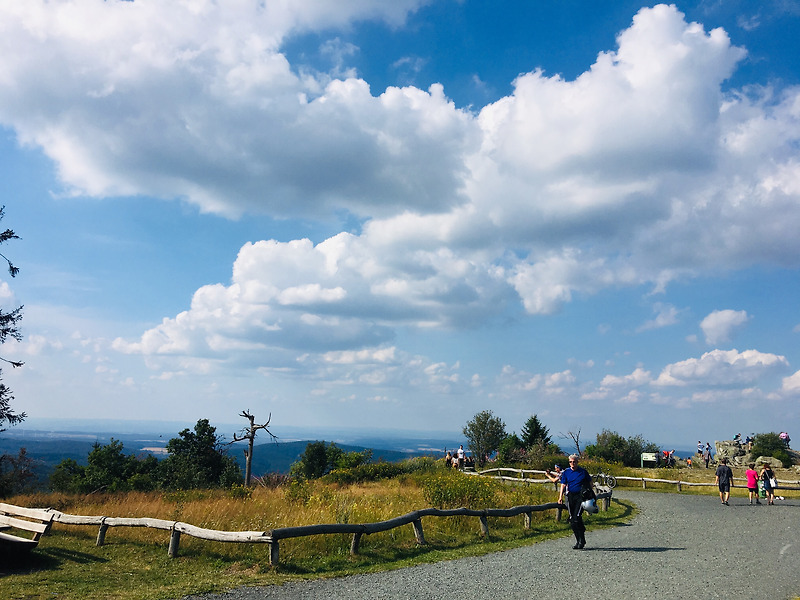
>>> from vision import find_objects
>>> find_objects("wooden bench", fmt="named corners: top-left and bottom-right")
top-left (0, 503), bottom-right (54, 552)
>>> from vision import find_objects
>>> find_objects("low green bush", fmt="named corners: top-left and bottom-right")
top-left (417, 470), bottom-right (500, 508)
top-left (322, 462), bottom-right (405, 484)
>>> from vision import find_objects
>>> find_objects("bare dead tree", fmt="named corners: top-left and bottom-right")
top-left (231, 410), bottom-right (277, 486)
top-left (560, 427), bottom-right (583, 458)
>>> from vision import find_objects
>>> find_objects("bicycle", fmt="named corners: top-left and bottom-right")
top-left (592, 471), bottom-right (617, 488)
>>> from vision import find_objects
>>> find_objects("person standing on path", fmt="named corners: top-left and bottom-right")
top-left (704, 442), bottom-right (713, 468)
top-left (715, 457), bottom-right (734, 505)
top-left (760, 462), bottom-right (777, 505)
top-left (745, 462), bottom-right (761, 505)
top-left (558, 454), bottom-right (592, 550)
top-left (456, 445), bottom-right (465, 469)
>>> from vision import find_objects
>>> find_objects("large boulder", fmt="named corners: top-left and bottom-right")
top-left (715, 440), bottom-right (746, 462)
top-left (753, 455), bottom-right (783, 469)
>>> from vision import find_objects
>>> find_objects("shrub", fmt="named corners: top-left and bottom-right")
top-left (284, 478), bottom-right (311, 504)
top-left (585, 430), bottom-right (659, 467)
top-left (418, 470), bottom-right (499, 508)
top-left (773, 450), bottom-right (793, 467)
top-left (497, 434), bottom-right (526, 465)
top-left (290, 442), bottom-right (373, 480)
top-left (751, 432), bottom-right (791, 465)
top-left (228, 484), bottom-right (253, 500)
top-left (322, 462), bottom-right (405, 485)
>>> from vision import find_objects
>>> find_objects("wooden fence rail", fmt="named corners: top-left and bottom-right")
top-left (613, 475), bottom-right (800, 492)
top-left (2, 490), bottom-right (611, 566)
top-left (468, 467), bottom-right (800, 493)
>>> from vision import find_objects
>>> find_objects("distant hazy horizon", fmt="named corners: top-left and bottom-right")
top-left (5, 417), bottom-right (702, 458)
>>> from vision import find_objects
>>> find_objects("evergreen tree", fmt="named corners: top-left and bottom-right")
top-left (520, 414), bottom-right (552, 448)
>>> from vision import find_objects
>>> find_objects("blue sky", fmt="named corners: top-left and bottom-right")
top-left (1, 0), bottom-right (800, 449)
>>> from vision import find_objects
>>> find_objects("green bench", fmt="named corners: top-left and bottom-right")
top-left (0, 503), bottom-right (54, 552)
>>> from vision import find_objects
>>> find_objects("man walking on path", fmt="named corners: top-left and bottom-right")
top-left (715, 457), bottom-right (734, 505)
top-left (557, 454), bottom-right (592, 549)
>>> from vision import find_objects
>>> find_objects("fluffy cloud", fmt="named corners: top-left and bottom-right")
top-left (700, 309), bottom-right (750, 345)
top-left (4, 3), bottom-right (800, 385)
top-left (113, 234), bottom-right (512, 373)
top-left (654, 348), bottom-right (788, 387)
top-left (782, 370), bottom-right (800, 393)
top-left (0, 0), bottom-right (465, 219)
top-left (601, 367), bottom-right (652, 388)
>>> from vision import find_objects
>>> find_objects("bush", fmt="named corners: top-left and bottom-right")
top-left (290, 441), bottom-right (372, 480)
top-left (497, 434), bottom-right (526, 464)
top-left (773, 450), bottom-right (793, 467)
top-left (417, 470), bottom-right (500, 508)
top-left (322, 462), bottom-right (405, 485)
top-left (585, 430), bottom-right (659, 467)
top-left (751, 432), bottom-right (791, 465)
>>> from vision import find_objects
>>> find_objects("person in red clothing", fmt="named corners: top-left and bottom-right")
top-left (745, 463), bottom-right (761, 505)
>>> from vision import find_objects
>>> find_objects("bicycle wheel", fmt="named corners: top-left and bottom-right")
top-left (606, 474), bottom-right (617, 488)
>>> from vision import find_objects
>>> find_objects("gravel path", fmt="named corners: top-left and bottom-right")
top-left (183, 491), bottom-right (800, 600)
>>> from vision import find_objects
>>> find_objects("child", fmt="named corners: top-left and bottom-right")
top-left (745, 463), bottom-right (761, 505)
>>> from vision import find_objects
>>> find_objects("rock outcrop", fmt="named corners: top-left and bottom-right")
top-left (710, 440), bottom-right (798, 468)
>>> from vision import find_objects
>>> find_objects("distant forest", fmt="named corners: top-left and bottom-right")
top-left (0, 435), bottom-right (422, 486)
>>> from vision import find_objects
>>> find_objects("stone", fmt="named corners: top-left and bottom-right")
top-left (715, 440), bottom-right (746, 461)
top-left (753, 456), bottom-right (783, 469)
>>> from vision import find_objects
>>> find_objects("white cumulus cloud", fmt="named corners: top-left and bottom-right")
top-left (700, 309), bottom-right (750, 345)
top-left (654, 348), bottom-right (788, 387)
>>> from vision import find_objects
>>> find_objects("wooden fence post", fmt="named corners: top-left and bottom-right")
top-left (642, 479), bottom-right (647, 489)
top-left (269, 540), bottom-right (279, 566)
top-left (350, 532), bottom-right (362, 555)
top-left (524, 511), bottom-right (532, 529)
top-left (479, 515), bottom-right (489, 537)
top-left (556, 506), bottom-right (563, 521)
top-left (168, 529), bottom-right (181, 558)
top-left (412, 519), bottom-right (426, 545)
top-left (96, 519), bottom-right (108, 547)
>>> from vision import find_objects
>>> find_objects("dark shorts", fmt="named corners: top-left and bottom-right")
top-left (748, 486), bottom-right (757, 493)
top-left (718, 483), bottom-right (730, 492)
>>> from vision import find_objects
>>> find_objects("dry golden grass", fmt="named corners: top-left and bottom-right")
top-left (1, 472), bottom-right (634, 599)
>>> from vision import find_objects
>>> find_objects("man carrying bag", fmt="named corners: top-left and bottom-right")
top-left (558, 454), bottom-right (593, 549)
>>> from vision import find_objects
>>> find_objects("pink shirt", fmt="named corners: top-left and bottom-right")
top-left (746, 469), bottom-right (758, 487)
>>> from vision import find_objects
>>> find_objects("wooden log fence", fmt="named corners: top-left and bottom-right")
top-left (469, 467), bottom-right (800, 493)
top-left (8, 490), bottom-right (611, 566)
top-left (612, 475), bottom-right (800, 492)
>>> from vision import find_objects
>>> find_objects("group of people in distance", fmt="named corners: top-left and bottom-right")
top-left (444, 445), bottom-right (475, 470)
top-left (697, 441), bottom-right (715, 468)
top-left (715, 458), bottom-right (779, 506)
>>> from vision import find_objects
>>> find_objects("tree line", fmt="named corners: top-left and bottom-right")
top-left (49, 419), bottom-right (242, 494)
top-left (461, 410), bottom-right (793, 469)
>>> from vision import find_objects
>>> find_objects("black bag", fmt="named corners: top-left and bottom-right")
top-left (581, 481), bottom-right (596, 501)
